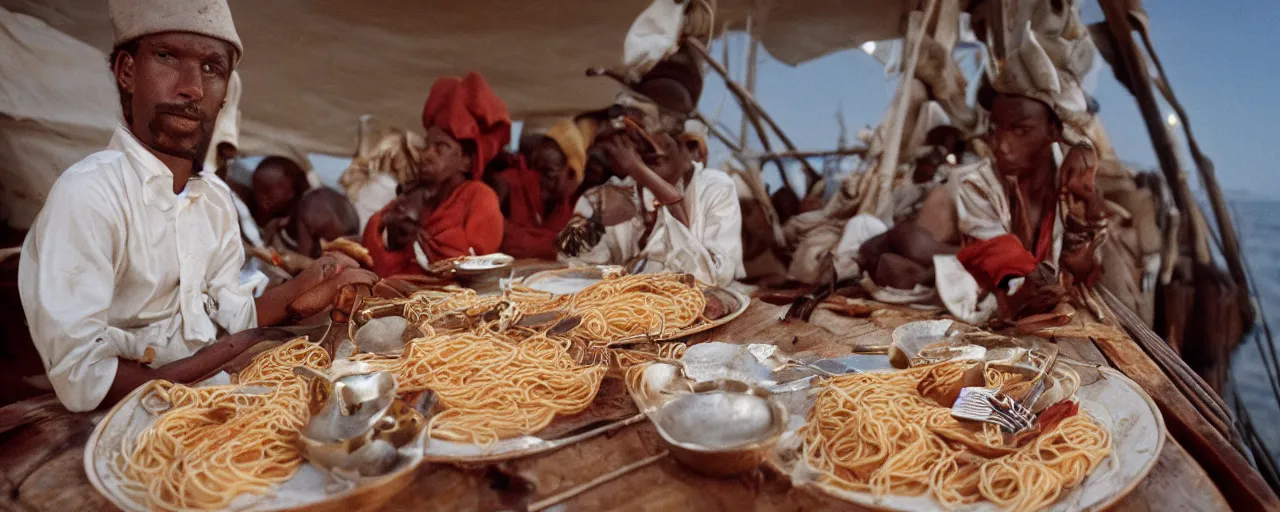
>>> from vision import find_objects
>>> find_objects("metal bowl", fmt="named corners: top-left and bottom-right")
top-left (652, 380), bottom-right (787, 477)
top-left (452, 254), bottom-right (514, 294)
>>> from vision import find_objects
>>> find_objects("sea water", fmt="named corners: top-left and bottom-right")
top-left (1227, 197), bottom-right (1280, 460)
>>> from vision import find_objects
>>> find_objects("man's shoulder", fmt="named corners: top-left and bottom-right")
top-left (59, 149), bottom-right (130, 182)
top-left (696, 167), bottom-right (736, 188)
top-left (46, 150), bottom-right (132, 205)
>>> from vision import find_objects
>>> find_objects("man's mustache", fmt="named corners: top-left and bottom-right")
top-left (154, 102), bottom-right (207, 122)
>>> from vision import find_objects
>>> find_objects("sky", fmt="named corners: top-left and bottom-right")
top-left (693, 0), bottom-right (1280, 196)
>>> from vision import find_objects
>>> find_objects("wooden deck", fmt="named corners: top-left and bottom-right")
top-left (4, 298), bottom-right (1244, 511)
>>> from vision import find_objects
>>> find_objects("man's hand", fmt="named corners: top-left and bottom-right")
top-left (1059, 145), bottom-right (1098, 200)
top-left (597, 185), bottom-right (639, 227)
top-left (287, 267), bottom-right (380, 320)
top-left (599, 138), bottom-right (645, 178)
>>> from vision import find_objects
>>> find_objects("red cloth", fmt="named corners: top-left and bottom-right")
top-left (422, 72), bottom-right (511, 180)
top-left (957, 234), bottom-right (1040, 291)
top-left (363, 181), bottom-right (504, 277)
top-left (958, 191), bottom-right (1059, 291)
top-left (497, 162), bottom-right (577, 259)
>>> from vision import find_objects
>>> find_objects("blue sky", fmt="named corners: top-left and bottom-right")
top-left (695, 0), bottom-right (1280, 195)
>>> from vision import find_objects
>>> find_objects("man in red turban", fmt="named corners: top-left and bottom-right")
top-left (363, 72), bottom-right (507, 277)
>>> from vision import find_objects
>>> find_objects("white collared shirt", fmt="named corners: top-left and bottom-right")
top-left (561, 164), bottom-right (745, 287)
top-left (19, 126), bottom-right (258, 411)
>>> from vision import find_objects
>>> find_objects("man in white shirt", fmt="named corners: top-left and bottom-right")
top-left (557, 119), bottom-right (744, 287)
top-left (18, 0), bottom-right (372, 412)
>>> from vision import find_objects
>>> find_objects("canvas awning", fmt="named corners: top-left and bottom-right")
top-left (0, 0), bottom-right (922, 228)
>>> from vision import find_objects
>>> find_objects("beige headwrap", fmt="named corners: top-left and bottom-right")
top-left (544, 119), bottom-right (587, 187)
top-left (202, 71), bottom-right (241, 172)
top-left (108, 0), bottom-right (243, 62)
top-left (994, 21), bottom-right (1095, 145)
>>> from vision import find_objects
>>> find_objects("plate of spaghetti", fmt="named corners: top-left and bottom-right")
top-left (345, 330), bottom-right (612, 461)
top-left (771, 360), bottom-right (1165, 512)
top-left (520, 270), bottom-right (750, 342)
top-left (84, 339), bottom-right (425, 512)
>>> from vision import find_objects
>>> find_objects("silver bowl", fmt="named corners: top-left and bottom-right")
top-left (651, 380), bottom-right (787, 477)
top-left (452, 254), bottom-right (514, 294)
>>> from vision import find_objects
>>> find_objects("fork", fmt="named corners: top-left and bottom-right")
top-left (951, 348), bottom-right (1058, 433)
top-left (951, 387), bottom-right (1022, 432)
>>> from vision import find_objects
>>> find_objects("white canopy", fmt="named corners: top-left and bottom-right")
top-left (0, 0), bottom-right (917, 228)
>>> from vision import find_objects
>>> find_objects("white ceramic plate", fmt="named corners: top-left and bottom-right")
top-left (521, 268), bottom-right (752, 341)
top-left (84, 384), bottom-right (423, 512)
top-left (769, 365), bottom-right (1166, 512)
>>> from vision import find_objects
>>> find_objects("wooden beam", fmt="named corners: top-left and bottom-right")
top-left (739, 15), bottom-right (757, 151)
top-left (685, 38), bottom-right (822, 190)
top-left (1098, 0), bottom-right (1208, 264)
top-left (685, 38), bottom-right (786, 181)
top-left (1098, 289), bottom-right (1280, 510)
top-left (747, 148), bottom-right (870, 161)
top-left (872, 0), bottom-right (937, 220)
top-left (691, 112), bottom-right (743, 155)
top-left (1138, 28), bottom-right (1254, 324)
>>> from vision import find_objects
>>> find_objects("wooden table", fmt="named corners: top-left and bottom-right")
top-left (3, 300), bottom-right (1232, 511)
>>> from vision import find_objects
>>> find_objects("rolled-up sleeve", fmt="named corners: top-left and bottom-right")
top-left (18, 178), bottom-right (131, 412)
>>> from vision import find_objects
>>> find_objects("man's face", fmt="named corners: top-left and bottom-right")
top-left (114, 33), bottom-right (234, 163)
top-left (529, 138), bottom-right (568, 198)
top-left (988, 94), bottom-right (1059, 177)
top-left (644, 132), bottom-right (691, 184)
top-left (417, 126), bottom-right (471, 185)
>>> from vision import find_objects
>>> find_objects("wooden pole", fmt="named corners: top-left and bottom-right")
top-left (872, 0), bottom-right (937, 220)
top-left (691, 112), bottom-right (743, 155)
top-left (686, 38), bottom-right (822, 189)
top-left (739, 15), bottom-right (757, 150)
top-left (748, 147), bottom-right (869, 161)
top-left (1098, 0), bottom-right (1208, 265)
top-left (1138, 29), bottom-right (1254, 323)
top-left (686, 38), bottom-right (786, 180)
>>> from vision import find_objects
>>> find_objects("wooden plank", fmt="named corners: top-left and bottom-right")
top-left (2, 300), bottom-right (1236, 512)
top-left (1110, 436), bottom-right (1229, 512)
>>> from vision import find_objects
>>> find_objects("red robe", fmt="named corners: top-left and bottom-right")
top-left (497, 165), bottom-right (576, 260)
top-left (363, 181), bottom-right (503, 277)
top-left (956, 195), bottom-right (1056, 291)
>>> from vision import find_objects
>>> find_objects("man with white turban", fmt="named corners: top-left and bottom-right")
top-left (18, 0), bottom-right (374, 411)
top-left (946, 20), bottom-right (1107, 325)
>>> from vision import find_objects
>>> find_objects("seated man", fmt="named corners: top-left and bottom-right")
top-left (285, 188), bottom-right (362, 259)
top-left (491, 119), bottom-right (588, 259)
top-left (252, 155), bottom-right (311, 232)
top-left (939, 28), bottom-right (1106, 324)
top-left (18, 0), bottom-right (371, 412)
top-left (557, 113), bottom-right (744, 287)
top-left (363, 72), bottom-right (506, 277)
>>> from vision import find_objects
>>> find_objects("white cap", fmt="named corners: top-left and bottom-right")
top-left (109, 0), bottom-right (243, 63)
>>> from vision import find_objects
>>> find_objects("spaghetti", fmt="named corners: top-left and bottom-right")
top-left (564, 273), bottom-right (707, 343)
top-left (112, 339), bottom-right (331, 511)
top-left (392, 273), bottom-right (707, 345)
top-left (351, 331), bottom-right (606, 446)
top-left (800, 361), bottom-right (1112, 512)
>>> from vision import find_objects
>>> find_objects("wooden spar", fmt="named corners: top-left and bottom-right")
top-left (1137, 28), bottom-right (1254, 323)
top-left (1099, 289), bottom-right (1280, 510)
top-left (871, 0), bottom-right (937, 220)
top-left (748, 147), bottom-right (869, 161)
top-left (691, 112), bottom-right (743, 155)
top-left (685, 38), bottom-right (786, 180)
top-left (685, 38), bottom-right (822, 189)
top-left (1097, 0), bottom-right (1209, 265)
top-left (739, 15), bottom-right (757, 150)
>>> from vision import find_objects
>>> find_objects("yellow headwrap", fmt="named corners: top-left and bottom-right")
top-left (544, 119), bottom-right (587, 187)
